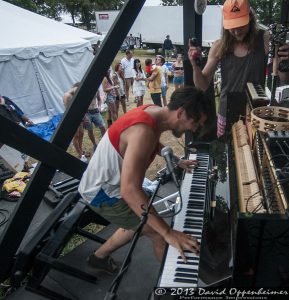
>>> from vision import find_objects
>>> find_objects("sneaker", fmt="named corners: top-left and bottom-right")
top-left (86, 253), bottom-right (118, 274)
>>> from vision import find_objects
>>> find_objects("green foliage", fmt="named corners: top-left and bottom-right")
top-left (161, 0), bottom-right (183, 5)
top-left (5, 0), bottom-right (38, 12)
top-left (5, 0), bottom-right (125, 30)
top-left (250, 0), bottom-right (281, 25)
top-left (160, 0), bottom-right (223, 6)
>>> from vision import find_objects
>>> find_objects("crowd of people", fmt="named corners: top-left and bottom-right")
top-left (64, 47), bottom-right (186, 159)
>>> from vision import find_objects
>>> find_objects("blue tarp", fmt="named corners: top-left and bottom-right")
top-left (27, 113), bottom-right (63, 141)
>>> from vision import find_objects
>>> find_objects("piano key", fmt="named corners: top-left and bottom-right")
top-left (174, 278), bottom-right (198, 284)
top-left (176, 267), bottom-right (198, 273)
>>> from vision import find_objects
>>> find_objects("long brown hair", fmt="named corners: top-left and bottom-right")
top-left (216, 10), bottom-right (259, 59)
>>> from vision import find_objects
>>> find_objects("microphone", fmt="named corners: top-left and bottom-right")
top-left (161, 146), bottom-right (180, 188)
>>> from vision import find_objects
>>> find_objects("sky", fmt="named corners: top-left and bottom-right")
top-left (144, 0), bottom-right (161, 6)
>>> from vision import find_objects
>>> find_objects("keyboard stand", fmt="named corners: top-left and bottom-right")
top-left (153, 191), bottom-right (179, 215)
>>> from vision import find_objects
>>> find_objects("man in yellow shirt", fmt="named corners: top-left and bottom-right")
top-left (147, 62), bottom-right (162, 107)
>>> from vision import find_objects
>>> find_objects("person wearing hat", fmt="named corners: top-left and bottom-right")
top-left (188, 0), bottom-right (289, 138)
top-left (163, 34), bottom-right (174, 62)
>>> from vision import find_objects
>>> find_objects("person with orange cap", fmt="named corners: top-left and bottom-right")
top-left (188, 0), bottom-right (289, 138)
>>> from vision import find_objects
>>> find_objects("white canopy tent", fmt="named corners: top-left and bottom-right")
top-left (0, 0), bottom-right (101, 121)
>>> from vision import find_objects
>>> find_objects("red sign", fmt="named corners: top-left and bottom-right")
top-left (99, 14), bottom-right (109, 20)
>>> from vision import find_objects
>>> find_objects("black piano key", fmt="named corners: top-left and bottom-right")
top-left (187, 202), bottom-right (203, 206)
top-left (175, 272), bottom-right (198, 279)
top-left (184, 224), bottom-right (203, 229)
top-left (184, 218), bottom-right (203, 223)
top-left (177, 256), bottom-right (199, 261)
top-left (174, 278), bottom-right (198, 284)
top-left (177, 261), bottom-right (199, 266)
top-left (176, 267), bottom-right (198, 274)
top-left (191, 179), bottom-right (206, 185)
top-left (184, 219), bottom-right (203, 223)
top-left (187, 206), bottom-right (203, 211)
top-left (186, 208), bottom-right (204, 213)
top-left (183, 230), bottom-right (202, 235)
top-left (184, 220), bottom-right (203, 226)
top-left (186, 212), bottom-right (203, 217)
top-left (188, 197), bottom-right (205, 201)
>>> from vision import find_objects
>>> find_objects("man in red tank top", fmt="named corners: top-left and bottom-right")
top-left (79, 86), bottom-right (211, 272)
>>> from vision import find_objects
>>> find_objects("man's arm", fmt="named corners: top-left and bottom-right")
top-left (264, 30), bottom-right (289, 84)
top-left (96, 91), bottom-right (102, 110)
top-left (21, 114), bottom-right (33, 125)
top-left (147, 68), bottom-right (158, 82)
top-left (63, 92), bottom-right (72, 109)
top-left (120, 125), bottom-right (200, 260)
top-left (188, 39), bottom-right (220, 91)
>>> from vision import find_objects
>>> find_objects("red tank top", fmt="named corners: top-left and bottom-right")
top-left (108, 104), bottom-right (159, 158)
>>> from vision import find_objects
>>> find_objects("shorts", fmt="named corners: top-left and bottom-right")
top-left (90, 199), bottom-right (140, 230)
top-left (105, 94), bottom-right (116, 104)
top-left (125, 78), bottom-right (134, 87)
top-left (165, 49), bottom-right (172, 58)
top-left (84, 110), bottom-right (106, 130)
top-left (161, 86), bottom-right (168, 97)
top-left (173, 76), bottom-right (184, 85)
top-left (151, 93), bottom-right (162, 107)
top-left (116, 95), bottom-right (126, 101)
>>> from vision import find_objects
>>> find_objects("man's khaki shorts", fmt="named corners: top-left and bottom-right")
top-left (125, 78), bottom-right (134, 88)
top-left (90, 199), bottom-right (140, 230)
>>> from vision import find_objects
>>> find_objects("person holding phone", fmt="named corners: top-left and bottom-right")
top-left (188, 0), bottom-right (289, 138)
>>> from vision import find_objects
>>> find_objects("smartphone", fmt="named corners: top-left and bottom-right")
top-left (189, 38), bottom-right (201, 67)
top-left (189, 37), bottom-right (199, 47)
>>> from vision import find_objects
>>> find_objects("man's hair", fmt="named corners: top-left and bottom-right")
top-left (217, 10), bottom-right (258, 58)
top-left (156, 55), bottom-right (166, 65)
top-left (167, 86), bottom-right (209, 122)
top-left (145, 58), bottom-right (152, 66)
top-left (125, 50), bottom-right (132, 55)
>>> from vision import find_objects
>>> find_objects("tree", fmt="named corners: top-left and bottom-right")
top-left (161, 0), bottom-right (281, 26)
top-left (5, 0), bottom-right (38, 12)
top-left (161, 0), bottom-right (182, 5)
top-left (6, 0), bottom-right (125, 30)
top-left (160, 0), bottom-right (222, 6)
top-left (250, 0), bottom-right (281, 25)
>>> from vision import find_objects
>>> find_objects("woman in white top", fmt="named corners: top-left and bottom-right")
top-left (132, 58), bottom-right (146, 107)
top-left (112, 63), bottom-right (127, 117)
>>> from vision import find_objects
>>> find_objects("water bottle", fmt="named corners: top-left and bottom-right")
top-left (80, 154), bottom-right (88, 163)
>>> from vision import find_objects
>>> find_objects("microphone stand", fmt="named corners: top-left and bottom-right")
top-left (104, 174), bottom-right (167, 300)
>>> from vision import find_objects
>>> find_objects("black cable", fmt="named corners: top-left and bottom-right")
top-left (245, 189), bottom-right (264, 213)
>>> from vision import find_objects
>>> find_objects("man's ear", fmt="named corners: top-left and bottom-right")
top-left (176, 107), bottom-right (184, 119)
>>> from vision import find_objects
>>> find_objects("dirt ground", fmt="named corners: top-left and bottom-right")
top-left (67, 49), bottom-right (184, 180)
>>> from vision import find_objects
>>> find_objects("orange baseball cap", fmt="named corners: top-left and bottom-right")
top-left (223, 0), bottom-right (250, 29)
